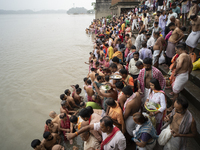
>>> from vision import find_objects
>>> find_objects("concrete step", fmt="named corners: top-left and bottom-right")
top-left (164, 88), bottom-right (200, 148)
top-left (158, 65), bottom-right (200, 110)
top-left (190, 70), bottom-right (200, 89)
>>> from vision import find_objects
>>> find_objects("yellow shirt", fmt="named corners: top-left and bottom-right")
top-left (108, 46), bottom-right (114, 60)
top-left (121, 23), bottom-right (125, 31)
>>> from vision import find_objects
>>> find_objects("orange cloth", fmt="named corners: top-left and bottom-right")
top-left (108, 102), bottom-right (124, 130)
top-left (124, 75), bottom-right (134, 92)
top-left (169, 54), bottom-right (179, 85)
top-left (112, 51), bottom-right (123, 62)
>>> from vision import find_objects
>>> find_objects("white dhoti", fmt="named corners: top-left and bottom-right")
top-left (158, 125), bottom-right (172, 146)
top-left (152, 50), bottom-right (165, 65)
top-left (132, 19), bottom-right (138, 30)
top-left (186, 31), bottom-right (200, 48)
top-left (136, 139), bottom-right (156, 150)
top-left (172, 71), bottom-right (189, 94)
top-left (125, 116), bottom-right (136, 136)
top-left (163, 136), bottom-right (181, 150)
top-left (142, 88), bottom-right (150, 105)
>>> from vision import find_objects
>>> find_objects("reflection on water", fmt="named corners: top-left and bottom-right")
top-left (0, 14), bottom-right (94, 149)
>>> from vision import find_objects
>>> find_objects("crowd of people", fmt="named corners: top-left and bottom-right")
top-left (31, 0), bottom-right (199, 150)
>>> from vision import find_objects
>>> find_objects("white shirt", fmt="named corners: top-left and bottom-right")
top-left (144, 17), bottom-right (148, 30)
top-left (94, 122), bottom-right (126, 150)
top-left (166, 12), bottom-right (178, 26)
top-left (128, 58), bottom-right (143, 75)
top-left (147, 36), bottom-right (156, 48)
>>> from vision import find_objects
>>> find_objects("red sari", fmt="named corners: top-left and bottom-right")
top-left (61, 116), bottom-right (70, 140)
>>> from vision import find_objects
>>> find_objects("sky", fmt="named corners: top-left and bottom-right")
top-left (0, 0), bottom-right (96, 11)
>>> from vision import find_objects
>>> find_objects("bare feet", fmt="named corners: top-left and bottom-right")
top-left (70, 139), bottom-right (73, 145)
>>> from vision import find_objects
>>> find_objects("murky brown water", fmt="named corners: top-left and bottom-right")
top-left (0, 14), bottom-right (94, 149)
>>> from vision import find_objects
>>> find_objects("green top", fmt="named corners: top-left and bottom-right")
top-left (86, 102), bottom-right (102, 109)
top-left (125, 19), bottom-right (130, 27)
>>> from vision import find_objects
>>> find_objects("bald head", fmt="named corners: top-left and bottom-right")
top-left (49, 111), bottom-right (57, 119)
top-left (52, 144), bottom-right (65, 150)
top-left (170, 16), bottom-right (175, 23)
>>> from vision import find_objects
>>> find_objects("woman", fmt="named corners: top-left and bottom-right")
top-left (132, 112), bottom-right (158, 150)
top-left (125, 24), bottom-right (132, 37)
top-left (145, 78), bottom-right (166, 134)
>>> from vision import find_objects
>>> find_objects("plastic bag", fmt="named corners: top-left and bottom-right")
top-left (189, 52), bottom-right (197, 63)
top-left (192, 58), bottom-right (200, 71)
top-left (158, 125), bottom-right (172, 146)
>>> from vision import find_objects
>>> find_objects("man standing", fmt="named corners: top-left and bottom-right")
top-left (137, 58), bottom-right (165, 104)
top-left (66, 116), bottom-right (126, 150)
top-left (165, 22), bottom-right (184, 66)
top-left (135, 30), bottom-right (147, 51)
top-left (126, 45), bottom-right (136, 64)
top-left (147, 32), bottom-right (159, 49)
top-left (139, 42), bottom-right (152, 61)
top-left (160, 98), bottom-right (197, 150)
top-left (165, 8), bottom-right (177, 36)
top-left (186, 14), bottom-right (200, 53)
top-left (157, 0), bottom-right (164, 11)
top-left (128, 52), bottom-right (143, 79)
top-left (169, 44), bottom-right (193, 110)
top-left (172, 3), bottom-right (181, 18)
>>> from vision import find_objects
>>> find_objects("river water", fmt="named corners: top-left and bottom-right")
top-left (0, 14), bottom-right (94, 149)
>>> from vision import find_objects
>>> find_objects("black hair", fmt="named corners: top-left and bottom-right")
top-left (95, 73), bottom-right (99, 77)
top-left (31, 139), bottom-right (41, 148)
top-left (95, 61), bottom-right (99, 65)
top-left (100, 116), bottom-right (113, 128)
top-left (144, 13), bottom-right (146, 17)
top-left (109, 63), bottom-right (118, 69)
top-left (106, 98), bottom-right (116, 106)
top-left (176, 98), bottom-right (189, 110)
top-left (60, 94), bottom-right (65, 100)
top-left (105, 75), bottom-right (110, 82)
top-left (97, 75), bottom-right (102, 81)
top-left (133, 112), bottom-right (148, 124)
top-left (75, 84), bottom-right (79, 89)
top-left (154, 22), bottom-right (159, 25)
top-left (175, 43), bottom-right (185, 50)
top-left (89, 52), bottom-right (92, 55)
top-left (80, 101), bottom-right (85, 107)
top-left (87, 79), bottom-right (92, 85)
top-left (142, 41), bottom-right (147, 47)
top-left (76, 88), bottom-right (82, 93)
top-left (133, 51), bottom-right (139, 56)
top-left (79, 108), bottom-right (91, 118)
top-left (154, 32), bottom-right (160, 36)
top-left (69, 115), bottom-right (78, 123)
top-left (43, 132), bottom-right (51, 139)
top-left (46, 119), bottom-right (52, 125)
top-left (115, 81), bottom-right (124, 89)
top-left (122, 86), bottom-right (133, 96)
top-left (86, 106), bottom-right (94, 115)
top-left (131, 45), bottom-right (136, 49)
top-left (143, 57), bottom-right (152, 65)
top-left (180, 26), bottom-right (186, 32)
top-left (168, 22), bottom-right (175, 28)
top-left (83, 77), bottom-right (88, 82)
top-left (125, 34), bottom-right (130, 37)
top-left (117, 38), bottom-right (122, 42)
top-left (105, 43), bottom-right (109, 47)
top-left (59, 113), bottom-right (66, 119)
top-left (179, 42), bottom-right (186, 49)
top-left (172, 2), bottom-right (176, 6)
top-left (91, 68), bottom-right (95, 71)
top-left (135, 61), bottom-right (143, 67)
top-left (64, 89), bottom-right (69, 95)
top-left (190, 14), bottom-right (197, 20)
top-left (119, 68), bottom-right (128, 75)
top-left (150, 78), bottom-right (161, 90)
top-left (112, 56), bottom-right (119, 63)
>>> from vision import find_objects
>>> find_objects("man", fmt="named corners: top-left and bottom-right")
top-left (44, 119), bottom-right (58, 133)
top-left (83, 77), bottom-right (88, 101)
top-left (170, 44), bottom-right (193, 110)
top-left (49, 111), bottom-right (60, 124)
top-left (119, 68), bottom-right (134, 90)
top-left (112, 57), bottom-right (123, 71)
top-left (128, 52), bottom-right (143, 79)
top-left (172, 3), bottom-right (181, 18)
top-left (139, 42), bottom-right (152, 61)
top-left (108, 43), bottom-right (114, 61)
top-left (137, 58), bottom-right (165, 104)
top-left (66, 116), bottom-right (126, 150)
top-left (43, 132), bottom-right (61, 150)
top-left (58, 113), bottom-right (73, 143)
top-left (186, 14), bottom-right (200, 53)
top-left (31, 139), bottom-right (46, 150)
top-left (125, 34), bottom-right (132, 57)
top-left (135, 30), bottom-right (147, 51)
top-left (71, 85), bottom-right (83, 105)
top-left (181, 0), bottom-right (189, 26)
top-left (138, 21), bottom-right (145, 35)
top-left (60, 100), bottom-right (76, 115)
top-left (188, 0), bottom-right (200, 19)
top-left (160, 98), bottom-right (197, 150)
top-left (126, 45), bottom-right (136, 64)
top-left (147, 32), bottom-right (159, 49)
top-left (157, 0), bottom-right (163, 11)
top-left (106, 98), bottom-right (125, 133)
top-left (166, 22), bottom-right (184, 66)
top-left (159, 10), bottom-right (167, 37)
top-left (149, 22), bottom-right (162, 36)
top-left (153, 33), bottom-right (166, 68)
top-left (87, 68), bottom-right (96, 82)
top-left (122, 86), bottom-right (141, 137)
top-left (64, 89), bottom-right (80, 109)
top-left (84, 79), bottom-right (94, 102)
top-left (135, 61), bottom-right (144, 70)
top-left (165, 8), bottom-right (177, 36)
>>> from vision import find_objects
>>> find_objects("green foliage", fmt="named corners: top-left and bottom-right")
top-left (106, 15), bottom-right (112, 19)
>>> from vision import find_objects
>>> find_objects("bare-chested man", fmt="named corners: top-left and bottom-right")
top-left (186, 14), bottom-right (200, 53)
top-left (44, 119), bottom-right (58, 133)
top-left (49, 111), bottom-right (60, 124)
top-left (125, 34), bottom-right (132, 50)
top-left (165, 22), bottom-right (184, 66)
top-left (137, 58), bottom-right (166, 105)
top-left (168, 44), bottom-right (193, 111)
top-left (64, 89), bottom-right (79, 109)
top-left (170, 16), bottom-right (182, 28)
top-left (161, 98), bottom-right (197, 150)
top-left (60, 100), bottom-right (76, 115)
top-left (153, 32), bottom-right (166, 68)
top-left (122, 86), bottom-right (141, 138)
top-left (31, 139), bottom-right (46, 150)
top-left (112, 57), bottom-right (123, 71)
top-left (87, 68), bottom-right (96, 82)
top-left (71, 85), bottom-right (83, 106)
top-left (43, 132), bottom-right (61, 150)
top-left (138, 21), bottom-right (145, 34)
top-left (84, 79), bottom-right (94, 102)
